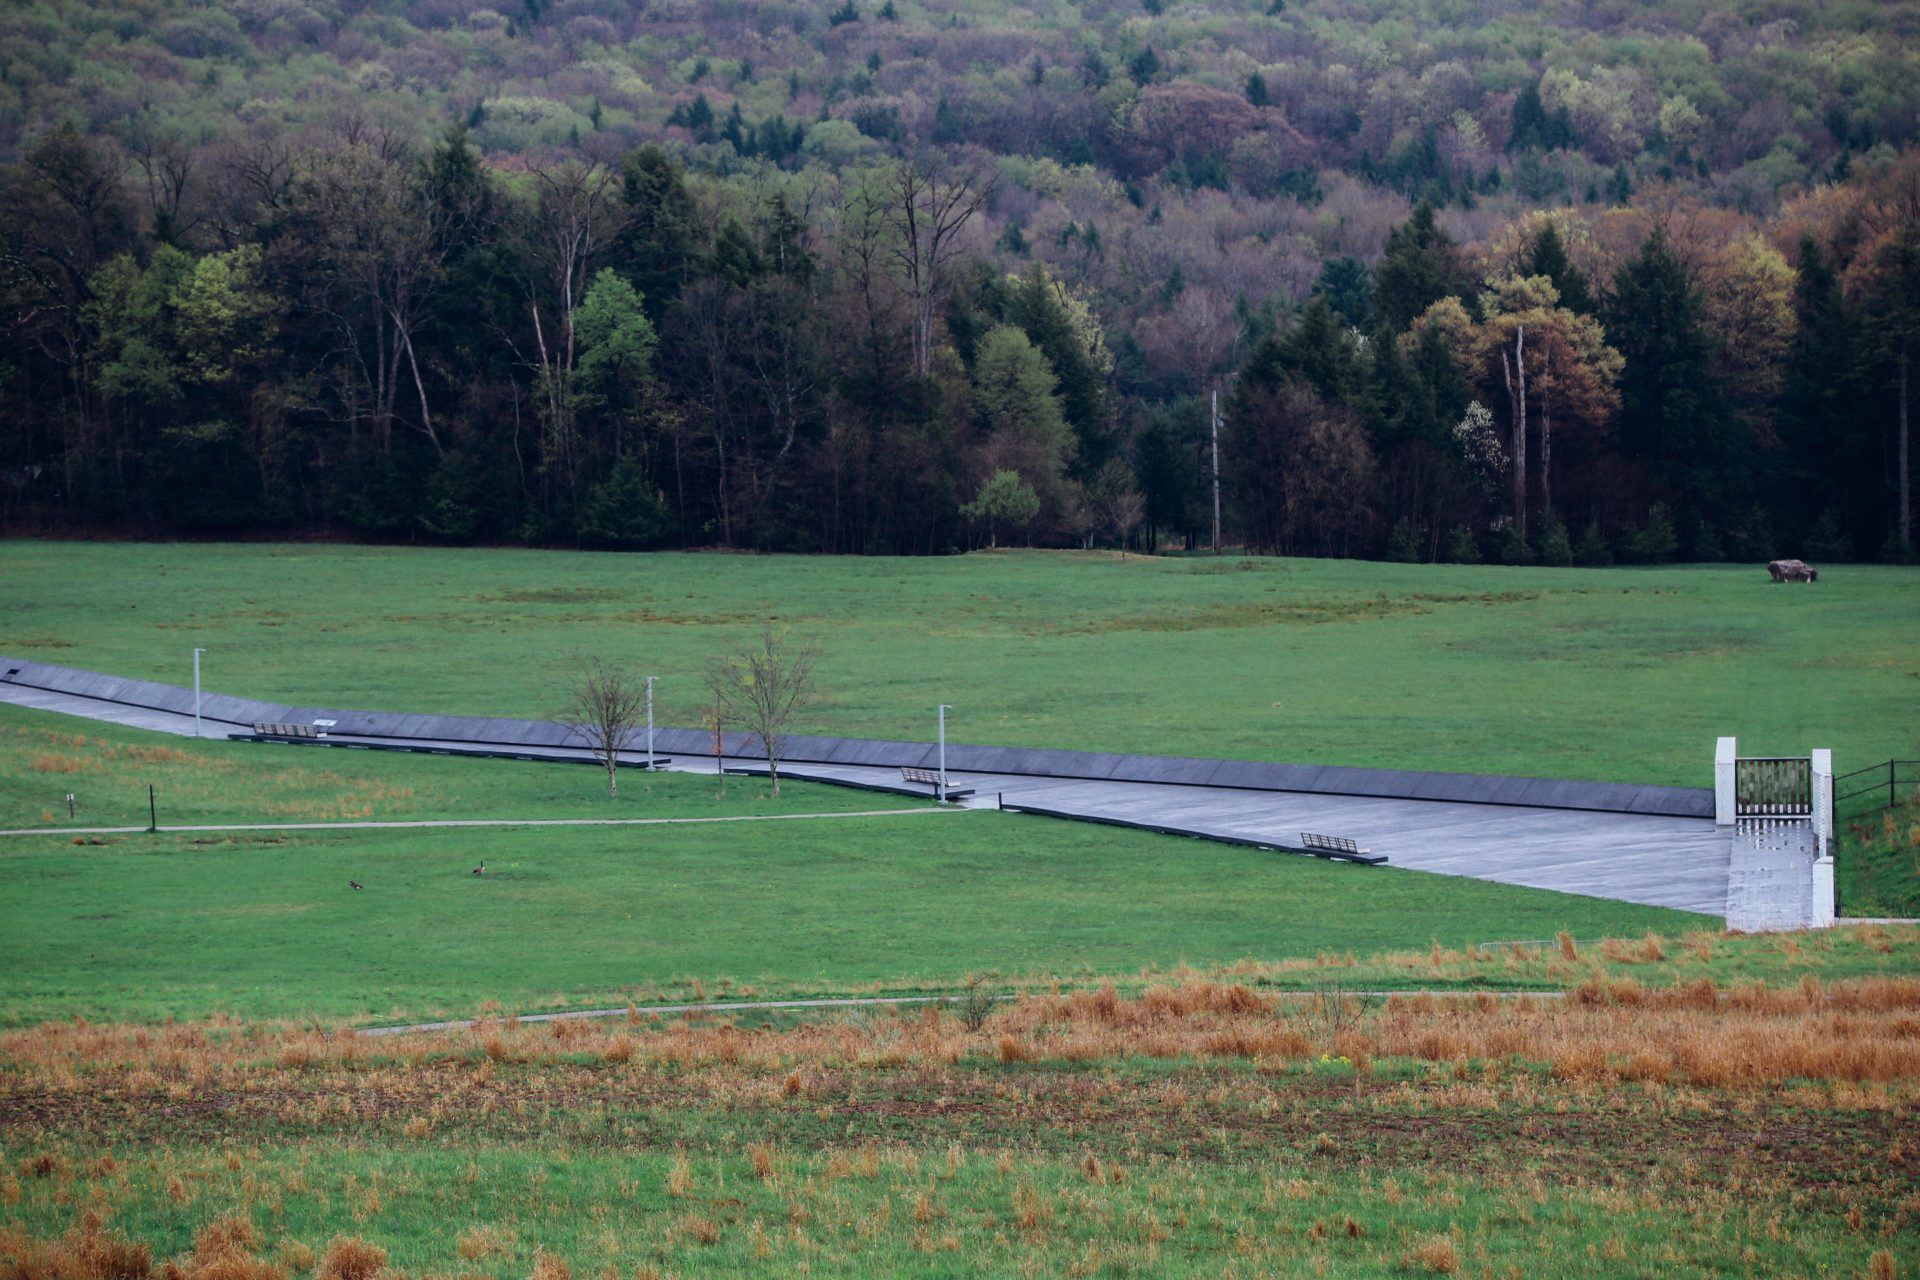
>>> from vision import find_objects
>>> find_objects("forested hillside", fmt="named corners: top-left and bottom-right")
top-left (2, 0), bottom-right (1917, 559)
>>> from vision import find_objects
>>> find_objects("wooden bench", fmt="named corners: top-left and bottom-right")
top-left (901, 766), bottom-right (973, 800)
top-left (1297, 832), bottom-right (1386, 865)
top-left (253, 722), bottom-right (322, 739)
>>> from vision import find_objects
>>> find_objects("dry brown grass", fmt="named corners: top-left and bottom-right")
top-left (0, 1212), bottom-right (151, 1280)
top-left (453, 1227), bottom-right (510, 1262)
top-left (312, 1238), bottom-right (384, 1280)
top-left (1406, 1232), bottom-right (1460, 1274)
top-left (3, 973), bottom-right (1919, 1099)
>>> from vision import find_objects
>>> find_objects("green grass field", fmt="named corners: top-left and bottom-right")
top-left (13, 703), bottom-right (1918, 1031)
top-left (4, 542), bottom-right (1916, 787)
top-left (0, 809), bottom-right (1706, 1027)
top-left (0, 701), bottom-right (896, 829)
top-left (3, 541), bottom-right (1917, 1279)
top-left (5, 1109), bottom-right (1903, 1279)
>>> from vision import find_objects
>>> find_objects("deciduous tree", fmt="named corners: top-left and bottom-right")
top-left (705, 626), bottom-right (820, 798)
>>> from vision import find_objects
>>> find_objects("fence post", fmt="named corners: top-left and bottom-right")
top-left (1715, 737), bottom-right (1737, 825)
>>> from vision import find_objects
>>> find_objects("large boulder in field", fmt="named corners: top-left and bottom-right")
top-left (1767, 558), bottom-right (1817, 583)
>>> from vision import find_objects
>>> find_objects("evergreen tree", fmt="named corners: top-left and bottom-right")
top-left (1775, 237), bottom-right (1868, 554)
top-left (1524, 221), bottom-right (1592, 315)
top-left (1507, 79), bottom-right (1574, 152)
top-left (1857, 221), bottom-right (1920, 554)
top-left (1245, 72), bottom-right (1269, 108)
top-left (1371, 201), bottom-right (1466, 334)
top-left (615, 145), bottom-right (698, 320)
top-left (707, 216), bottom-right (765, 287)
top-left (1608, 161), bottom-right (1634, 204)
top-left (1609, 230), bottom-right (1740, 526)
top-left (1310, 256), bottom-right (1372, 328)
top-left (1240, 297), bottom-right (1362, 403)
top-left (1131, 410), bottom-right (1199, 551)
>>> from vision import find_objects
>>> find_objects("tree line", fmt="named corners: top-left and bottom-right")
top-left (2, 124), bottom-right (1915, 562)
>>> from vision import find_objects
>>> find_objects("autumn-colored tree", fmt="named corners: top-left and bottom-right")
top-left (1476, 275), bottom-right (1622, 534)
top-left (1698, 233), bottom-right (1796, 414)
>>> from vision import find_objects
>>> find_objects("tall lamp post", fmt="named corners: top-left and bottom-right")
top-left (192, 648), bottom-right (206, 739)
top-left (645, 676), bottom-right (657, 771)
top-left (937, 704), bottom-right (952, 803)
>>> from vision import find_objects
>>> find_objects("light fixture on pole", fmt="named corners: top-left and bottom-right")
top-left (192, 648), bottom-right (206, 739)
top-left (937, 704), bottom-right (952, 803)
top-left (645, 676), bottom-right (657, 771)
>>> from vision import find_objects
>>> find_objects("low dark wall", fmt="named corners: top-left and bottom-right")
top-left (0, 656), bottom-right (1714, 819)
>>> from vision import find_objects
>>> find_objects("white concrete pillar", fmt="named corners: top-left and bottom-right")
top-left (1811, 852), bottom-right (1836, 927)
top-left (1811, 747), bottom-right (1836, 928)
top-left (1715, 736), bottom-right (1738, 826)
top-left (1811, 749), bottom-right (1833, 853)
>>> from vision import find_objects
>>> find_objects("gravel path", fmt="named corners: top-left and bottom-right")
top-left (355, 987), bottom-right (1573, 1037)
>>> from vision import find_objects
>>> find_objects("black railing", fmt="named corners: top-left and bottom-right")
top-left (1834, 759), bottom-right (1920, 820)
top-left (1735, 756), bottom-right (1813, 817)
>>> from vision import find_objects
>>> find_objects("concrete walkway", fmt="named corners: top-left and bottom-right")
top-left (2, 677), bottom-right (1737, 918)
top-left (718, 759), bottom-right (1733, 916)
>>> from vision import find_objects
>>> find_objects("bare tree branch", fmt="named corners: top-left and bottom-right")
top-left (704, 626), bottom-right (819, 798)
top-left (562, 657), bottom-right (648, 800)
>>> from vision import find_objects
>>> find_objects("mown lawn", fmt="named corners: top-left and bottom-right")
top-left (0, 808), bottom-right (1709, 1026)
top-left (4, 542), bottom-right (1916, 787)
top-left (0, 701), bottom-right (897, 829)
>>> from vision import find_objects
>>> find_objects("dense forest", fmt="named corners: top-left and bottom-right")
top-left (2, 0), bottom-right (1917, 561)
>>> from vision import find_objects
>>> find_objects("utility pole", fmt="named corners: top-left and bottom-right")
top-left (937, 704), bottom-right (952, 803)
top-left (192, 648), bottom-right (206, 738)
top-left (645, 676), bottom-right (657, 771)
top-left (1210, 386), bottom-right (1223, 553)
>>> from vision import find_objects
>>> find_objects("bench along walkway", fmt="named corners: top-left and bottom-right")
top-left (0, 659), bottom-right (1730, 918)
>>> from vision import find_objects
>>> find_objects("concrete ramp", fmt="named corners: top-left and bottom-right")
top-left (1724, 819), bottom-right (1818, 932)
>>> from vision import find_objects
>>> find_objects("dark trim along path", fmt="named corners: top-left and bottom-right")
top-left (0, 656), bottom-right (1710, 819)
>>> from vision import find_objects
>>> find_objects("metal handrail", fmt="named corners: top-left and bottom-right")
top-left (1833, 757), bottom-right (1920, 783)
top-left (1833, 759), bottom-right (1920, 818)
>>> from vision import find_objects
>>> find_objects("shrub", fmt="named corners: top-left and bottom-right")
top-left (1385, 518), bottom-right (1421, 562)
top-left (1573, 520), bottom-right (1613, 566)
top-left (1444, 524), bottom-right (1481, 563)
top-left (1537, 512), bottom-right (1573, 567)
top-left (1624, 505), bottom-right (1677, 563)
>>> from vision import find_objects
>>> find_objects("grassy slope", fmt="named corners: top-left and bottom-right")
top-left (4, 543), bottom-right (1917, 788)
top-left (1838, 797), bottom-right (1920, 917)
top-left (0, 701), bottom-right (899, 828)
top-left (0, 811), bottom-right (1703, 1026)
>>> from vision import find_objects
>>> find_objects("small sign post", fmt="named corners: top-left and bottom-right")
top-left (65, 792), bottom-right (75, 819)
top-left (147, 785), bottom-right (157, 834)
